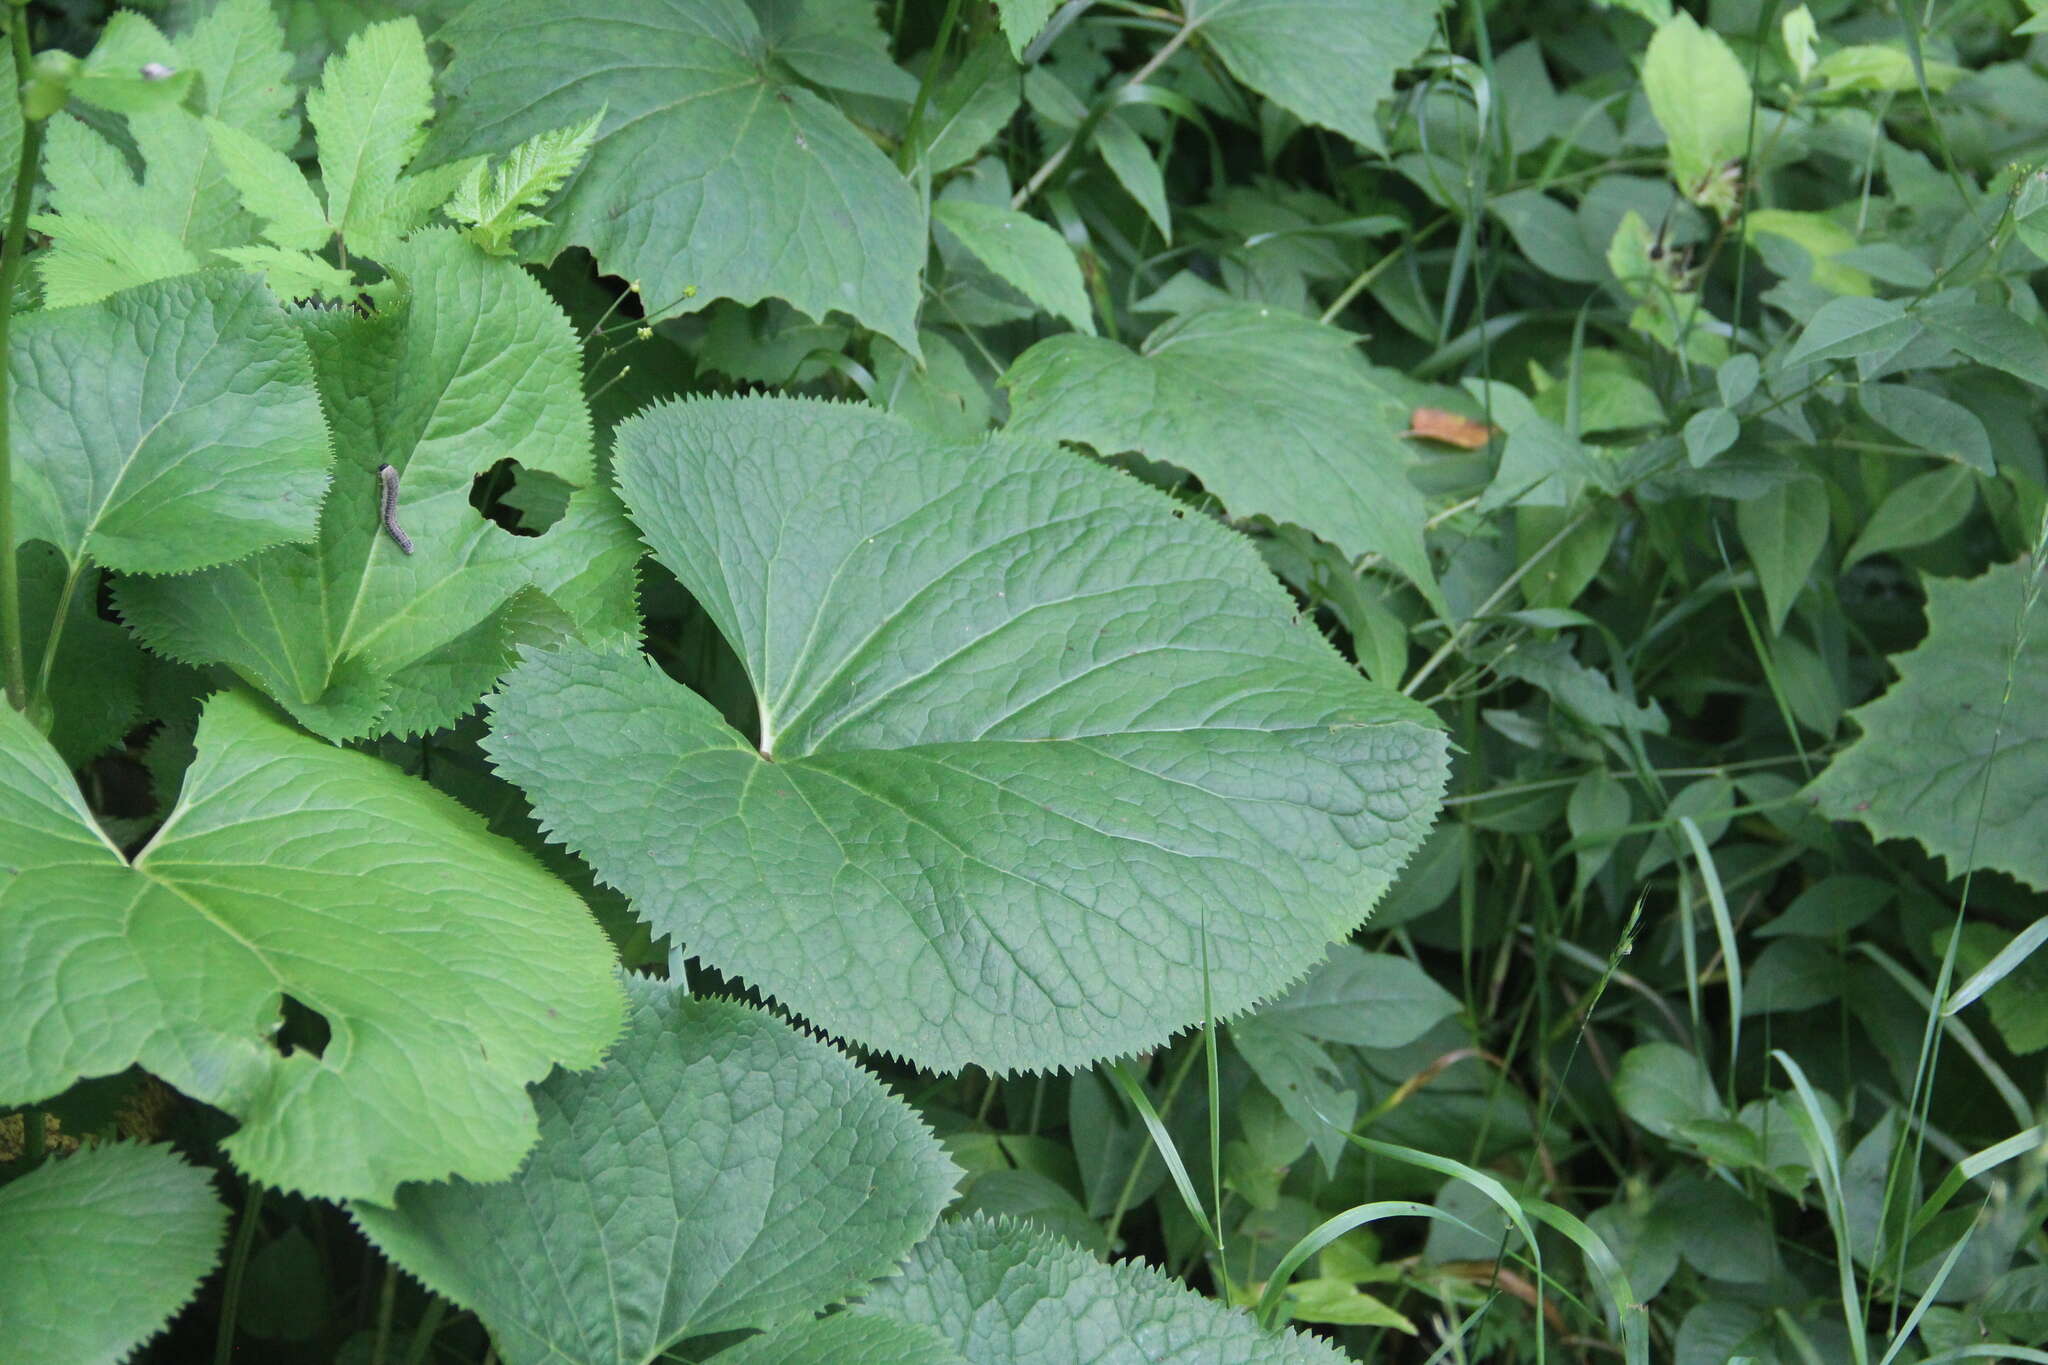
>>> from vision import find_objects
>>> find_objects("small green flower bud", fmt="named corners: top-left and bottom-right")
top-left (21, 49), bottom-right (81, 121)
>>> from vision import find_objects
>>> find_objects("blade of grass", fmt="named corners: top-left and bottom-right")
top-left (1944, 914), bottom-right (2048, 1016)
top-left (1253, 1200), bottom-right (1481, 1330)
top-left (1679, 815), bottom-right (1742, 1095)
top-left (1773, 1049), bottom-right (1870, 1365)
top-left (1346, 1135), bottom-right (1547, 1365)
top-left (1105, 1058), bottom-right (1218, 1249)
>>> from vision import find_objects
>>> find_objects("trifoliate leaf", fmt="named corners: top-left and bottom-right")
top-left (1811, 556), bottom-right (2048, 891)
top-left (426, 0), bottom-right (926, 352)
top-left (32, 0), bottom-right (296, 306)
top-left (354, 982), bottom-right (959, 1365)
top-left (1841, 464), bottom-right (1976, 568)
top-left (1231, 944), bottom-right (1460, 1175)
top-left (1003, 304), bottom-right (1444, 613)
top-left (7, 271), bottom-right (329, 574)
top-left (1189, 0), bottom-right (1446, 155)
top-left (865, 1215), bottom-right (1351, 1362)
top-left (442, 109), bottom-right (604, 256)
top-left (307, 17), bottom-right (435, 256)
top-left (116, 233), bottom-right (603, 740)
top-left (1230, 1017), bottom-right (1356, 1176)
top-left (934, 201), bottom-right (1094, 334)
top-left (0, 1143), bottom-right (228, 1365)
top-left (0, 692), bottom-right (625, 1203)
top-left (485, 397), bottom-right (1448, 1074)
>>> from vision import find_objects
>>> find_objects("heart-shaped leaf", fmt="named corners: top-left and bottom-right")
top-left (485, 397), bottom-right (1447, 1073)
top-left (354, 981), bottom-right (959, 1365)
top-left (0, 690), bottom-right (624, 1203)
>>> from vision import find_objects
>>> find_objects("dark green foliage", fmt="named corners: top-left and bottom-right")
top-left (3, 0), bottom-right (2046, 1362)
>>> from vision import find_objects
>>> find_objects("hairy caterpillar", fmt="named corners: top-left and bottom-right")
top-left (376, 463), bottom-right (414, 555)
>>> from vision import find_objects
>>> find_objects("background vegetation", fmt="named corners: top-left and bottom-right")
top-left (1, 0), bottom-right (2045, 1361)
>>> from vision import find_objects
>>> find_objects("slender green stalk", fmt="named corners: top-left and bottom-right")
top-left (1, 16), bottom-right (50, 713)
top-left (402, 1296), bottom-right (449, 1365)
top-left (213, 1184), bottom-right (266, 1365)
top-left (369, 1259), bottom-right (399, 1365)
top-left (29, 553), bottom-right (81, 707)
top-left (897, 0), bottom-right (964, 172)
top-left (1013, 9), bottom-right (1193, 209)
top-left (19, 1105), bottom-right (45, 1166)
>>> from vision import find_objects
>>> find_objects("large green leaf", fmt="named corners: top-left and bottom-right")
top-left (485, 397), bottom-right (1448, 1073)
top-left (0, 1143), bottom-right (229, 1365)
top-left (0, 690), bottom-right (624, 1203)
top-left (1188, 0), bottom-right (1445, 154)
top-left (354, 982), bottom-right (958, 1365)
top-left (1003, 304), bottom-right (1443, 612)
top-left (862, 1214), bottom-right (1350, 1362)
top-left (8, 271), bottom-right (329, 574)
top-left (1810, 556), bottom-right (2048, 892)
top-left (425, 0), bottom-right (926, 351)
top-left (116, 232), bottom-right (624, 740)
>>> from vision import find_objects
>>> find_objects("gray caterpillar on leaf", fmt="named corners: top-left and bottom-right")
top-left (376, 463), bottom-right (414, 555)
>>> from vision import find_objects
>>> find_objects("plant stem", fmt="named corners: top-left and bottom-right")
top-left (19, 1105), bottom-right (45, 1166)
top-left (369, 1259), bottom-right (399, 1365)
top-left (898, 0), bottom-right (964, 172)
top-left (401, 1296), bottom-right (449, 1365)
top-left (1012, 10), bottom-right (1195, 210)
top-left (213, 1183), bottom-right (266, 1365)
top-left (29, 552), bottom-right (81, 707)
top-left (1403, 507), bottom-right (1594, 700)
top-left (1, 15), bottom-right (49, 714)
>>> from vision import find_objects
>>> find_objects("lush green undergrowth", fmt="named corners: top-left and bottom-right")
top-left (1, 0), bottom-right (2045, 1361)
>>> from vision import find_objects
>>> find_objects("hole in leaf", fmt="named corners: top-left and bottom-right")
top-left (470, 458), bottom-right (573, 535)
top-left (275, 995), bottom-right (332, 1060)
